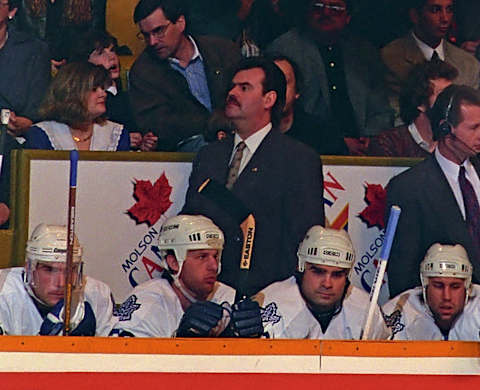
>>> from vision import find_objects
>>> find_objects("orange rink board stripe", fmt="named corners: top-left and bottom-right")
top-left (0, 373), bottom-right (479, 390)
top-left (0, 336), bottom-right (479, 357)
top-left (0, 337), bottom-right (478, 375)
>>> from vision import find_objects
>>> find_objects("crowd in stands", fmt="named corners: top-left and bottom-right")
top-left (0, 0), bottom-right (480, 341)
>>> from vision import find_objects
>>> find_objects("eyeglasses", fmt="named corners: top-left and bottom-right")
top-left (311, 2), bottom-right (347, 14)
top-left (136, 21), bottom-right (171, 42)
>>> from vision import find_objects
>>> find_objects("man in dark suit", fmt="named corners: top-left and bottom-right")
top-left (267, 0), bottom-right (393, 155)
top-left (182, 57), bottom-right (325, 296)
top-left (386, 85), bottom-right (480, 297)
top-left (381, 0), bottom-right (480, 112)
top-left (129, 0), bottom-right (241, 151)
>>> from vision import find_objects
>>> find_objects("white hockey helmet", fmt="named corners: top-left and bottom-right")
top-left (157, 215), bottom-right (224, 278)
top-left (420, 243), bottom-right (472, 304)
top-left (297, 226), bottom-right (355, 272)
top-left (24, 224), bottom-right (83, 288)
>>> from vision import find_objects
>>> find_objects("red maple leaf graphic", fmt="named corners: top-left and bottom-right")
top-left (358, 183), bottom-right (387, 229)
top-left (127, 173), bottom-right (173, 226)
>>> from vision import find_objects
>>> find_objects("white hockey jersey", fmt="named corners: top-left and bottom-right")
top-left (112, 278), bottom-right (236, 337)
top-left (253, 276), bottom-right (389, 339)
top-left (382, 285), bottom-right (480, 340)
top-left (0, 267), bottom-right (116, 335)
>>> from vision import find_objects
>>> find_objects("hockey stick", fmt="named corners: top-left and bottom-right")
top-left (63, 150), bottom-right (79, 335)
top-left (198, 178), bottom-right (254, 301)
top-left (360, 205), bottom-right (401, 340)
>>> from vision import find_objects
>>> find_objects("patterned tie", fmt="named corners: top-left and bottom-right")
top-left (459, 166), bottom-right (480, 253)
top-left (226, 141), bottom-right (246, 190)
top-left (431, 51), bottom-right (440, 61)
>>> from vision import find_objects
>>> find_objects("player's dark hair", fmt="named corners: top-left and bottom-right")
top-left (400, 60), bottom-right (458, 124)
top-left (232, 57), bottom-right (286, 127)
top-left (133, 0), bottom-right (187, 24)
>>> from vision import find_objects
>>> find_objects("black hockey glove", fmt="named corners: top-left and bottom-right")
top-left (229, 298), bottom-right (263, 338)
top-left (176, 301), bottom-right (224, 337)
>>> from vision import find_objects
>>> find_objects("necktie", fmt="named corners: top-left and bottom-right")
top-left (431, 51), bottom-right (440, 61)
top-left (226, 141), bottom-right (246, 190)
top-left (459, 166), bottom-right (480, 252)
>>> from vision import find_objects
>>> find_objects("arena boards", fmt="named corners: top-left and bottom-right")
top-left (0, 337), bottom-right (478, 389)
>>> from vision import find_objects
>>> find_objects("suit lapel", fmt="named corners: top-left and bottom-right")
top-left (195, 36), bottom-right (226, 108)
top-left (405, 34), bottom-right (426, 64)
top-left (424, 157), bottom-right (467, 230)
top-left (210, 137), bottom-right (234, 185)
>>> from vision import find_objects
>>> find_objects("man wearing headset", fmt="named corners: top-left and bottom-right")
top-left (385, 84), bottom-right (480, 298)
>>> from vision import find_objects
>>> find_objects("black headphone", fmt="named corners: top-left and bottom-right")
top-left (437, 90), bottom-right (456, 138)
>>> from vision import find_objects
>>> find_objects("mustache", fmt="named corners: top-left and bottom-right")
top-left (226, 95), bottom-right (240, 106)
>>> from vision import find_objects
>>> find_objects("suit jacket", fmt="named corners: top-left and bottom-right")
top-left (182, 128), bottom-right (325, 296)
top-left (381, 33), bottom-right (480, 95)
top-left (267, 29), bottom-right (393, 136)
top-left (129, 35), bottom-right (241, 151)
top-left (385, 155), bottom-right (480, 297)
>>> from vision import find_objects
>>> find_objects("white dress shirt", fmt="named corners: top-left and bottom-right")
top-left (230, 123), bottom-right (272, 175)
top-left (412, 31), bottom-right (445, 61)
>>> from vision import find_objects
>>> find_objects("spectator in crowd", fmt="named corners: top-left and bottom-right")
top-left (0, 0), bottom-right (51, 137)
top-left (381, 0), bottom-right (480, 115)
top-left (383, 243), bottom-right (480, 340)
top-left (112, 215), bottom-right (263, 338)
top-left (0, 224), bottom-right (116, 335)
top-left (0, 133), bottom-right (22, 228)
top-left (129, 0), bottom-right (241, 151)
top-left (254, 226), bottom-right (388, 339)
top-left (385, 85), bottom-right (480, 297)
top-left (187, 0), bottom-right (296, 57)
top-left (368, 60), bottom-right (457, 157)
top-left (69, 30), bottom-right (157, 151)
top-left (267, 0), bottom-right (393, 155)
top-left (14, 0), bottom-right (106, 69)
top-left (271, 54), bottom-right (348, 155)
top-left (235, 0), bottom-right (293, 57)
top-left (25, 62), bottom-right (130, 151)
top-left (182, 57), bottom-right (325, 297)
top-left (456, 0), bottom-right (480, 60)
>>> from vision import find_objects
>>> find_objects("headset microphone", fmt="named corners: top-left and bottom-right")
top-left (448, 131), bottom-right (478, 155)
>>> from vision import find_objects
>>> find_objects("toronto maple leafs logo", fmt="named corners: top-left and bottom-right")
top-left (260, 302), bottom-right (281, 325)
top-left (383, 309), bottom-right (405, 336)
top-left (127, 173), bottom-right (173, 226)
top-left (114, 295), bottom-right (141, 321)
top-left (358, 183), bottom-right (387, 230)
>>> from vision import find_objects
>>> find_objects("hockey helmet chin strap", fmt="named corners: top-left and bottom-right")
top-left (174, 279), bottom-right (198, 304)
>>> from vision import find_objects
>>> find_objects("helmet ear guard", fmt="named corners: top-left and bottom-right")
top-left (420, 243), bottom-right (472, 305)
top-left (297, 226), bottom-right (355, 275)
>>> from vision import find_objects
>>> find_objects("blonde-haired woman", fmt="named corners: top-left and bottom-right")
top-left (25, 62), bottom-right (130, 151)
